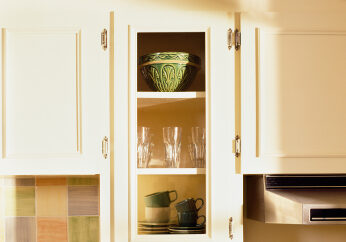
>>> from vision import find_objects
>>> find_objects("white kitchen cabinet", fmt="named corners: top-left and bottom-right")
top-left (113, 10), bottom-right (243, 242)
top-left (0, 11), bottom-right (111, 241)
top-left (240, 13), bottom-right (346, 174)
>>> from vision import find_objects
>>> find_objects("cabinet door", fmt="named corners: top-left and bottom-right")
top-left (0, 11), bottom-right (110, 241)
top-left (113, 10), bottom-right (243, 242)
top-left (241, 13), bottom-right (346, 174)
top-left (0, 12), bottom-right (109, 175)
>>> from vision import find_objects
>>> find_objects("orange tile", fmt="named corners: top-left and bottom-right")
top-left (36, 177), bottom-right (66, 186)
top-left (37, 186), bottom-right (67, 217)
top-left (37, 217), bottom-right (67, 242)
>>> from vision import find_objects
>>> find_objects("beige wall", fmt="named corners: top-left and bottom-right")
top-left (1, 0), bottom-right (346, 16)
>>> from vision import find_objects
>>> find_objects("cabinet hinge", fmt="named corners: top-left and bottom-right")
top-left (102, 136), bottom-right (109, 159)
top-left (229, 217), bottom-right (234, 239)
top-left (227, 28), bottom-right (241, 51)
top-left (232, 135), bottom-right (241, 157)
top-left (101, 28), bottom-right (108, 50)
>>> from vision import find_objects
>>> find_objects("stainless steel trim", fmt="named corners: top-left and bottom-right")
top-left (311, 217), bottom-right (346, 220)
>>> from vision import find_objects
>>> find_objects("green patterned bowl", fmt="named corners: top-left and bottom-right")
top-left (138, 52), bottom-right (201, 92)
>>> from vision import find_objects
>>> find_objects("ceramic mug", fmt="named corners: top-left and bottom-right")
top-left (144, 190), bottom-right (178, 207)
top-left (175, 198), bottom-right (204, 213)
top-left (145, 207), bottom-right (171, 223)
top-left (177, 211), bottom-right (206, 227)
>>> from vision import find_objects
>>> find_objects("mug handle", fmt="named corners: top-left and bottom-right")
top-left (169, 190), bottom-right (178, 203)
top-left (194, 198), bottom-right (204, 212)
top-left (197, 215), bottom-right (206, 226)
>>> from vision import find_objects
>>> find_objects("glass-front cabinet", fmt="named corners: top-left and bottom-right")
top-left (130, 31), bottom-right (208, 240)
top-left (122, 9), bottom-right (243, 240)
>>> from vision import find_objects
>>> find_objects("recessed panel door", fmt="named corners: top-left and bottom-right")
top-left (241, 13), bottom-right (346, 174)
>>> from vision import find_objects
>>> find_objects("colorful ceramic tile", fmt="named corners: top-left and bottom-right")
top-left (37, 186), bottom-right (67, 217)
top-left (68, 176), bottom-right (99, 186)
top-left (5, 187), bottom-right (35, 216)
top-left (68, 216), bottom-right (99, 242)
top-left (36, 177), bottom-right (66, 186)
top-left (5, 217), bottom-right (36, 242)
top-left (68, 186), bottom-right (99, 216)
top-left (37, 217), bottom-right (68, 242)
top-left (4, 177), bottom-right (35, 186)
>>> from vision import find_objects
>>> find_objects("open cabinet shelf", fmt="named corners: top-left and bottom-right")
top-left (137, 92), bottom-right (205, 108)
top-left (132, 29), bottom-right (207, 239)
top-left (134, 234), bottom-right (208, 240)
top-left (137, 168), bottom-right (206, 175)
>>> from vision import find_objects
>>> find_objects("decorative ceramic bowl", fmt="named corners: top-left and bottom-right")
top-left (138, 52), bottom-right (201, 92)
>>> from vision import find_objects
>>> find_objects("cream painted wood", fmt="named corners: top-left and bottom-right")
top-left (241, 13), bottom-right (346, 174)
top-left (0, 13), bottom-right (109, 175)
top-left (137, 92), bottom-right (205, 108)
top-left (136, 168), bottom-right (206, 175)
top-left (0, 11), bottom-right (111, 242)
top-left (3, 29), bottom-right (80, 158)
top-left (115, 10), bottom-right (242, 242)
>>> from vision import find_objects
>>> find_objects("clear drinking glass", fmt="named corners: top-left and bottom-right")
top-left (188, 127), bottom-right (206, 168)
top-left (163, 127), bottom-right (182, 168)
top-left (137, 127), bottom-right (153, 168)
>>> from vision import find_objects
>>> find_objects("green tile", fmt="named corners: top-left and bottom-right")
top-left (5, 187), bottom-right (35, 216)
top-left (68, 216), bottom-right (99, 242)
top-left (67, 177), bottom-right (99, 186)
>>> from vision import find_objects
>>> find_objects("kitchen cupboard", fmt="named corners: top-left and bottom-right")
top-left (240, 13), bottom-right (346, 174)
top-left (0, 11), bottom-right (111, 241)
top-left (113, 10), bottom-right (243, 242)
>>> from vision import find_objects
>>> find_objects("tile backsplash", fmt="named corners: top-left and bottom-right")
top-left (0, 175), bottom-right (100, 242)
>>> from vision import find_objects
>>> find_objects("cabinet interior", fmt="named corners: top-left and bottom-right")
top-left (135, 31), bottom-right (207, 235)
top-left (137, 175), bottom-right (206, 224)
top-left (137, 99), bottom-right (205, 168)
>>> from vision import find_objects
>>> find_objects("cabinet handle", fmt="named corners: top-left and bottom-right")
top-left (102, 136), bottom-right (109, 159)
top-left (229, 217), bottom-right (233, 240)
top-left (101, 29), bottom-right (107, 50)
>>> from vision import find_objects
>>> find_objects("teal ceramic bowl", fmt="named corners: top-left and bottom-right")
top-left (138, 52), bottom-right (201, 92)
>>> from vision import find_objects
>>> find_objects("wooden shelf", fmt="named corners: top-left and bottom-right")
top-left (135, 234), bottom-right (207, 240)
top-left (136, 168), bottom-right (206, 175)
top-left (137, 92), bottom-right (205, 108)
